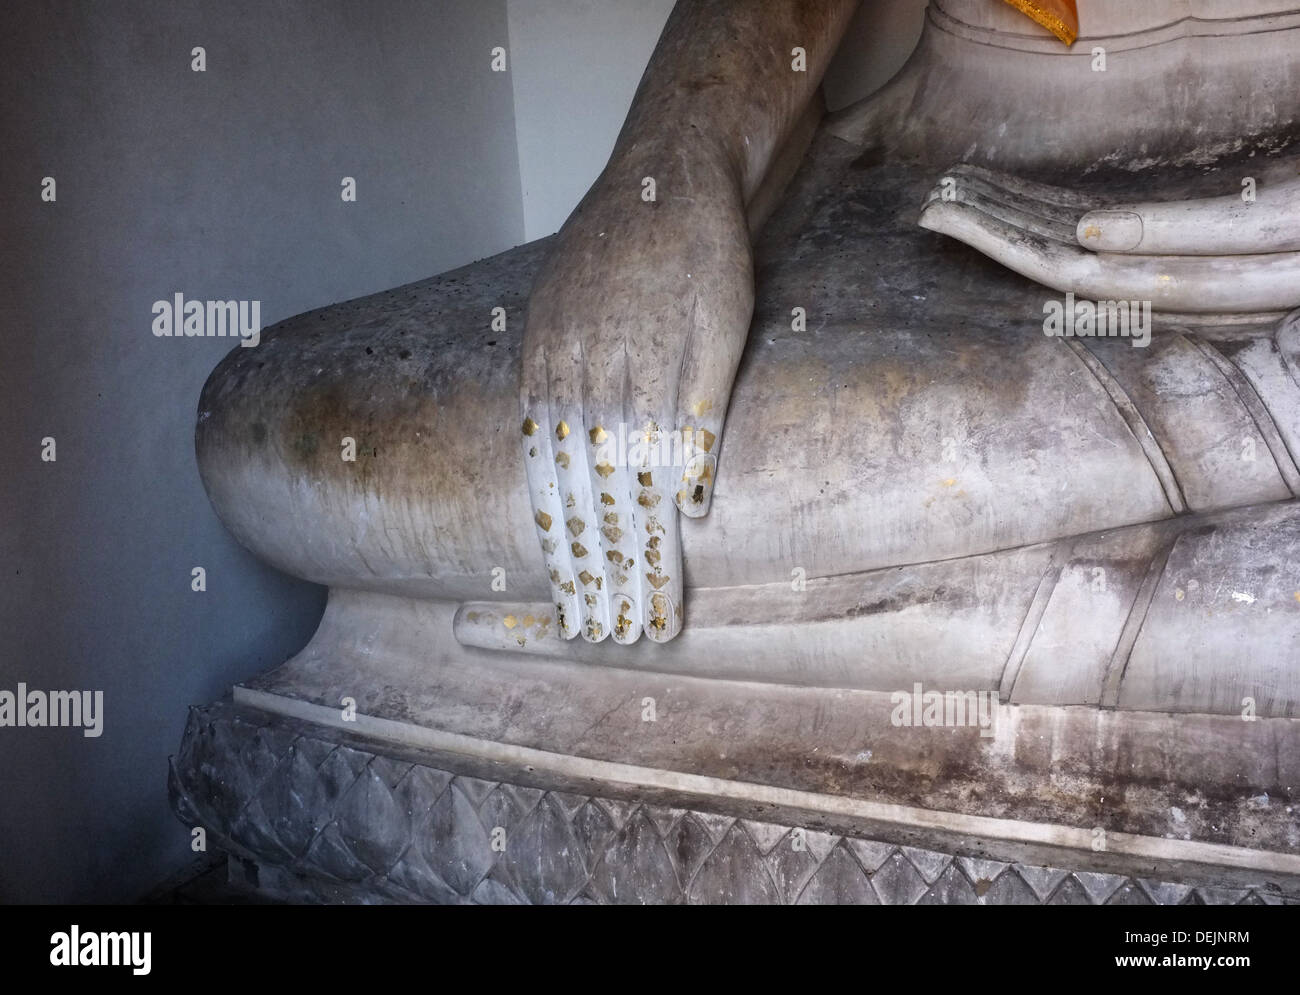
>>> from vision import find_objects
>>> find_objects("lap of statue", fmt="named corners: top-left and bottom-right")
top-left (196, 0), bottom-right (1300, 716)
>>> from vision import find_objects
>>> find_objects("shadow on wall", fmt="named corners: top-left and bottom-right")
top-left (823, 0), bottom-right (928, 112)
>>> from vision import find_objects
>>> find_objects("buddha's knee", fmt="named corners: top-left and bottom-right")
top-left (195, 251), bottom-right (548, 600)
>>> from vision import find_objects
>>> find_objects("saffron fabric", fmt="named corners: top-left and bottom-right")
top-left (1002, 0), bottom-right (1079, 45)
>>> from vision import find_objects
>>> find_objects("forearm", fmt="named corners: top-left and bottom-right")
top-left (609, 0), bottom-right (860, 203)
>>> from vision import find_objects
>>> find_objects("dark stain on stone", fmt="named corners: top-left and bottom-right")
top-left (291, 432), bottom-right (318, 461)
top-left (850, 145), bottom-right (886, 170)
top-left (846, 589), bottom-right (939, 617)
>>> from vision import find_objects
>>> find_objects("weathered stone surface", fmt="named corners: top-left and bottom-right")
top-left (171, 704), bottom-right (1300, 905)
top-left (181, 0), bottom-right (1300, 907)
top-left (195, 108), bottom-right (1300, 716)
top-left (795, 845), bottom-right (878, 905)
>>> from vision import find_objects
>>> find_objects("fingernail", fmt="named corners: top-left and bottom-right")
top-left (553, 593), bottom-right (578, 640)
top-left (611, 595), bottom-right (640, 644)
top-left (582, 614), bottom-right (607, 642)
top-left (645, 591), bottom-right (679, 643)
top-left (677, 454), bottom-right (717, 518)
top-left (1077, 210), bottom-right (1143, 252)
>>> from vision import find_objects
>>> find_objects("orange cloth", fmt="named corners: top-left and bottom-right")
top-left (1001, 0), bottom-right (1079, 45)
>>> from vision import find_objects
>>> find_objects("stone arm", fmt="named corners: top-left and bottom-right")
top-left (519, 0), bottom-right (860, 646)
top-left (611, 0), bottom-right (862, 221)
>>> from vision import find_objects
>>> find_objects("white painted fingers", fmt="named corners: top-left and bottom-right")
top-left (629, 440), bottom-right (685, 643)
top-left (585, 418), bottom-right (644, 645)
top-left (520, 351), bottom-right (582, 641)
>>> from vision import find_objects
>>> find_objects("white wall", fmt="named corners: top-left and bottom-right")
top-left (507, 0), bottom-right (677, 241)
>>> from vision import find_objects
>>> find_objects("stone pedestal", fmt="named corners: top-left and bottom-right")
top-left (169, 701), bottom-right (1299, 904)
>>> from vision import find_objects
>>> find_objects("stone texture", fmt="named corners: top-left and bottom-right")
top-left (171, 704), bottom-right (1300, 905)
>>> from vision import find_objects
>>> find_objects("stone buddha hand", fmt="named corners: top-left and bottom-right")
top-left (517, 0), bottom-right (858, 645)
top-left (919, 163), bottom-right (1300, 315)
top-left (517, 113), bottom-right (752, 647)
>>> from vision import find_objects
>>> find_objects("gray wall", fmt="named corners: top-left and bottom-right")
top-left (0, 0), bottom-right (524, 903)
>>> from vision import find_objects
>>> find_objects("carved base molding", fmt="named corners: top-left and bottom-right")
top-left (170, 702), bottom-right (1300, 905)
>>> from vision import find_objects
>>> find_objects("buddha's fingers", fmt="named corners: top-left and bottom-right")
top-left (919, 198), bottom-right (1300, 313)
top-left (627, 422), bottom-right (685, 643)
top-left (584, 415), bottom-right (643, 645)
top-left (947, 162), bottom-right (1098, 210)
top-left (676, 416), bottom-right (721, 519)
top-left (926, 171), bottom-right (1082, 235)
top-left (538, 341), bottom-right (613, 644)
top-left (933, 182), bottom-right (1078, 244)
top-left (919, 197), bottom-right (1098, 291)
top-left (1079, 250), bottom-right (1300, 312)
top-left (673, 281), bottom-right (748, 520)
top-left (551, 403), bottom-right (612, 643)
top-left (636, 467), bottom-right (684, 643)
top-left (945, 163), bottom-right (1300, 256)
top-left (520, 357), bottom-right (581, 641)
top-left (1078, 176), bottom-right (1300, 255)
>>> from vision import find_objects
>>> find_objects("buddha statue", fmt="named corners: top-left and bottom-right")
top-left (184, 0), bottom-right (1300, 892)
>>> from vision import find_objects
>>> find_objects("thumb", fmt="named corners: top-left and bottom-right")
top-left (1077, 177), bottom-right (1300, 255)
top-left (673, 316), bottom-right (745, 519)
top-left (674, 401), bottom-right (724, 518)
